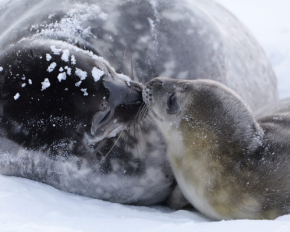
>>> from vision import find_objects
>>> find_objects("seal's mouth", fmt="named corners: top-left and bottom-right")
top-left (87, 101), bottom-right (143, 144)
top-left (87, 81), bottom-right (144, 144)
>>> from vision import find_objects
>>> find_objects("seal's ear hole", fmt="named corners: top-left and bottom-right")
top-left (167, 94), bottom-right (177, 108)
top-left (167, 94), bottom-right (178, 114)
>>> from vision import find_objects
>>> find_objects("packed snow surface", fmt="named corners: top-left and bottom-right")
top-left (0, 0), bottom-right (290, 231)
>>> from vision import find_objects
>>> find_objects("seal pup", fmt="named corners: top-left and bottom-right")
top-left (143, 77), bottom-right (290, 220)
top-left (0, 0), bottom-right (277, 206)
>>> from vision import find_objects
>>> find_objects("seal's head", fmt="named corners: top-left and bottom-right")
top-left (143, 77), bottom-right (267, 220)
top-left (0, 39), bottom-right (143, 151)
top-left (142, 77), bottom-right (189, 127)
top-left (143, 77), bottom-right (262, 155)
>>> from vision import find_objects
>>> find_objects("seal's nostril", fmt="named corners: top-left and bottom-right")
top-left (99, 110), bottom-right (111, 125)
top-left (135, 100), bottom-right (143, 106)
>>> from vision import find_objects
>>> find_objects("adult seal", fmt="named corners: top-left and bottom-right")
top-left (0, 0), bottom-right (276, 206)
top-left (143, 77), bottom-right (290, 219)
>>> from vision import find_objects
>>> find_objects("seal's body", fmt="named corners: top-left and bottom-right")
top-left (143, 77), bottom-right (290, 219)
top-left (0, 0), bottom-right (277, 205)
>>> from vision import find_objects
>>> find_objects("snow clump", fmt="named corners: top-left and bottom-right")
top-left (92, 67), bottom-right (104, 82)
top-left (41, 78), bottom-right (51, 91)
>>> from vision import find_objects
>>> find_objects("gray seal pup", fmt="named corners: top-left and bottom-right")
top-left (143, 77), bottom-right (290, 219)
top-left (0, 0), bottom-right (277, 206)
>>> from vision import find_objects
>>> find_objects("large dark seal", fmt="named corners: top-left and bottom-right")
top-left (0, 0), bottom-right (277, 205)
top-left (143, 77), bottom-right (290, 219)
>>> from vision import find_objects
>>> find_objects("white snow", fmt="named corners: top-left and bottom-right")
top-left (21, 83), bottom-right (26, 88)
top-left (13, 93), bottom-right (20, 100)
top-left (51, 45), bottom-right (62, 55)
top-left (47, 62), bottom-right (57, 72)
top-left (57, 72), bottom-right (67, 82)
top-left (28, 79), bottom-right (32, 85)
top-left (65, 66), bottom-right (72, 75)
top-left (1, 1), bottom-right (290, 231)
top-left (61, 49), bottom-right (70, 62)
top-left (0, 66), bottom-right (3, 72)
top-left (75, 68), bottom-right (87, 80)
top-left (71, 55), bottom-right (76, 65)
top-left (118, 73), bottom-right (131, 82)
top-left (91, 67), bottom-right (104, 82)
top-left (32, 3), bottom-right (102, 41)
top-left (98, 12), bottom-right (108, 21)
top-left (81, 88), bottom-right (88, 96)
top-left (46, 53), bottom-right (52, 61)
top-left (75, 81), bottom-right (82, 87)
top-left (41, 78), bottom-right (51, 91)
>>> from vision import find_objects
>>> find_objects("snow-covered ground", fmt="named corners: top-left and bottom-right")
top-left (1, 1), bottom-right (290, 231)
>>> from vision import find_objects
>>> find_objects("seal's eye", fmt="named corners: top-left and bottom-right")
top-left (167, 94), bottom-right (178, 114)
top-left (167, 94), bottom-right (176, 108)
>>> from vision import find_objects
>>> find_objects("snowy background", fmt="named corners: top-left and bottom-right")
top-left (1, 0), bottom-right (290, 231)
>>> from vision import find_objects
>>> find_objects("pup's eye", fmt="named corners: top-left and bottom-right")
top-left (167, 94), bottom-right (177, 109)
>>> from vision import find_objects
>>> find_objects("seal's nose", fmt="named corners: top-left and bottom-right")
top-left (102, 73), bottom-right (144, 108)
top-left (143, 78), bottom-right (163, 106)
